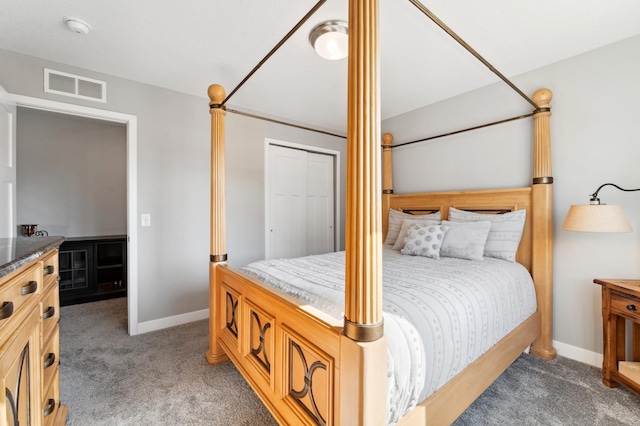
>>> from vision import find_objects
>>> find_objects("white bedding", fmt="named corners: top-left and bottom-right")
top-left (241, 245), bottom-right (537, 424)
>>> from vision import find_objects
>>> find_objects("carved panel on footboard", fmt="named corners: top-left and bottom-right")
top-left (220, 284), bottom-right (241, 353)
top-left (282, 327), bottom-right (334, 426)
top-left (244, 300), bottom-right (274, 388)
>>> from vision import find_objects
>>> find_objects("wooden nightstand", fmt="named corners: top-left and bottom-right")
top-left (595, 278), bottom-right (640, 396)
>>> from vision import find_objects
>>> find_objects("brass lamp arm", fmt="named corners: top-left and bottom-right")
top-left (590, 183), bottom-right (640, 205)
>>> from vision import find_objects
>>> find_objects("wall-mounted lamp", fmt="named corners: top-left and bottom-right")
top-left (309, 20), bottom-right (348, 60)
top-left (562, 183), bottom-right (640, 232)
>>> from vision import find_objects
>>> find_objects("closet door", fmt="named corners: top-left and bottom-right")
top-left (268, 145), bottom-right (336, 259)
top-left (268, 145), bottom-right (308, 259)
top-left (306, 152), bottom-right (335, 255)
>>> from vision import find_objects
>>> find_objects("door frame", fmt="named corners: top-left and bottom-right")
top-left (7, 93), bottom-right (140, 336)
top-left (0, 86), bottom-right (17, 238)
top-left (264, 138), bottom-right (340, 259)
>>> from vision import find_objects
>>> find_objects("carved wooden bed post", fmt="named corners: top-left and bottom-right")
top-left (382, 133), bottom-right (394, 241)
top-left (341, 0), bottom-right (387, 423)
top-left (529, 88), bottom-right (557, 360)
top-left (206, 84), bottom-right (229, 365)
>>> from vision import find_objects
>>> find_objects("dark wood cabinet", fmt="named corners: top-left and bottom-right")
top-left (59, 236), bottom-right (127, 306)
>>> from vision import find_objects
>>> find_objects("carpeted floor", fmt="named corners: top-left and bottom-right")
top-left (59, 298), bottom-right (277, 426)
top-left (60, 298), bottom-right (640, 425)
top-left (455, 350), bottom-right (640, 425)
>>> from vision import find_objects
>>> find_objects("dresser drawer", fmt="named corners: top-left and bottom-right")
top-left (41, 250), bottom-right (59, 291)
top-left (42, 326), bottom-right (60, 393)
top-left (0, 262), bottom-right (42, 336)
top-left (611, 292), bottom-right (640, 321)
top-left (42, 369), bottom-right (60, 426)
top-left (42, 282), bottom-right (60, 344)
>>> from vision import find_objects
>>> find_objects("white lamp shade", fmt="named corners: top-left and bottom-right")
top-left (562, 204), bottom-right (632, 232)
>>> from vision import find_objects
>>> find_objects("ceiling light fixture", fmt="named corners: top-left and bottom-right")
top-left (309, 20), bottom-right (348, 60)
top-left (64, 17), bottom-right (91, 35)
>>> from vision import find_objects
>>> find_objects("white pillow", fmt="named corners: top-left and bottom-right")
top-left (400, 224), bottom-right (450, 259)
top-left (448, 207), bottom-right (526, 262)
top-left (393, 218), bottom-right (441, 250)
top-left (439, 220), bottom-right (491, 261)
top-left (385, 208), bottom-right (441, 245)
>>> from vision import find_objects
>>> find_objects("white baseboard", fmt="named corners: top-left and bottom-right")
top-left (135, 312), bottom-right (604, 370)
top-left (553, 340), bottom-right (602, 368)
top-left (137, 308), bottom-right (209, 335)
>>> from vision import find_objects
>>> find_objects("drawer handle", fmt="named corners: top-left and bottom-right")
top-left (43, 265), bottom-right (55, 275)
top-left (0, 301), bottom-right (14, 320)
top-left (43, 398), bottom-right (56, 417)
top-left (20, 280), bottom-right (38, 296)
top-left (43, 306), bottom-right (56, 320)
top-left (627, 304), bottom-right (638, 312)
top-left (44, 353), bottom-right (56, 369)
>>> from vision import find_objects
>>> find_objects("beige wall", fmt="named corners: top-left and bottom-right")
top-left (16, 108), bottom-right (127, 237)
top-left (0, 48), bottom-right (345, 327)
top-left (383, 34), bottom-right (640, 361)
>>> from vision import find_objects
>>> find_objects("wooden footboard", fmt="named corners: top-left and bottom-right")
top-left (209, 263), bottom-right (387, 426)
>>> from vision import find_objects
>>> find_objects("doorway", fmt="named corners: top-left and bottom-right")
top-left (265, 139), bottom-right (340, 259)
top-left (5, 91), bottom-right (139, 335)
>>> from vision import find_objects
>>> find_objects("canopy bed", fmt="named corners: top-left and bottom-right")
top-left (205, 0), bottom-right (556, 424)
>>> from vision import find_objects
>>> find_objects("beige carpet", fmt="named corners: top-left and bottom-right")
top-left (59, 298), bottom-right (277, 426)
top-left (60, 298), bottom-right (640, 425)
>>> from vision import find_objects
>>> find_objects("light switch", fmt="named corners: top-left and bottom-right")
top-left (141, 214), bottom-right (151, 227)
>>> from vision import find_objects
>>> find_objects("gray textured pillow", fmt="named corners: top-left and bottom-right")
top-left (448, 207), bottom-right (526, 262)
top-left (393, 218), bottom-right (442, 250)
top-left (400, 224), bottom-right (449, 259)
top-left (440, 220), bottom-right (491, 261)
top-left (384, 208), bottom-right (441, 245)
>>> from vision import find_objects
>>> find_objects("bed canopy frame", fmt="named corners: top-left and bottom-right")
top-left (206, 0), bottom-right (556, 424)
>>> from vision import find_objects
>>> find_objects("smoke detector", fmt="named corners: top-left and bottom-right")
top-left (64, 17), bottom-right (91, 35)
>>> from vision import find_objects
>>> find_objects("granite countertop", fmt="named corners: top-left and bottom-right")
top-left (0, 236), bottom-right (66, 279)
top-left (63, 235), bottom-right (126, 242)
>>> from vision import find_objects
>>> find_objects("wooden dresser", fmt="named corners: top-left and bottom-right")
top-left (0, 237), bottom-right (67, 425)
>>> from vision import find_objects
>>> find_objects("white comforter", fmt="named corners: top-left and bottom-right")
top-left (241, 246), bottom-right (537, 424)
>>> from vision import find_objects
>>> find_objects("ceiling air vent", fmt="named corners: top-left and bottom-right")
top-left (44, 68), bottom-right (106, 103)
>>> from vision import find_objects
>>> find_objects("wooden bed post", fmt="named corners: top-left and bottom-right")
top-left (341, 0), bottom-right (387, 424)
top-left (382, 133), bottom-right (394, 241)
top-left (206, 84), bottom-right (229, 365)
top-left (529, 88), bottom-right (557, 360)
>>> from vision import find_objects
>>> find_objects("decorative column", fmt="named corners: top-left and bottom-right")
top-left (381, 133), bottom-right (394, 241)
top-left (206, 84), bottom-right (229, 364)
top-left (339, 1), bottom-right (387, 424)
top-left (529, 88), bottom-right (557, 360)
top-left (343, 0), bottom-right (383, 343)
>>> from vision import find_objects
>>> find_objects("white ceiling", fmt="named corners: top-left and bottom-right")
top-left (2, 0), bottom-right (640, 134)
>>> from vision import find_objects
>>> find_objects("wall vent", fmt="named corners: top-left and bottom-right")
top-left (44, 68), bottom-right (106, 103)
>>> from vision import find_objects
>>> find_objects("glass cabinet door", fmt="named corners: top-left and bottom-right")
top-left (58, 244), bottom-right (92, 292)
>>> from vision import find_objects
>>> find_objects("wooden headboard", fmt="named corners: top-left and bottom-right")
top-left (385, 186), bottom-right (533, 272)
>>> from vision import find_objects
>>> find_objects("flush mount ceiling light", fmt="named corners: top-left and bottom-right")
top-left (309, 20), bottom-right (348, 60)
top-left (64, 17), bottom-right (91, 35)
